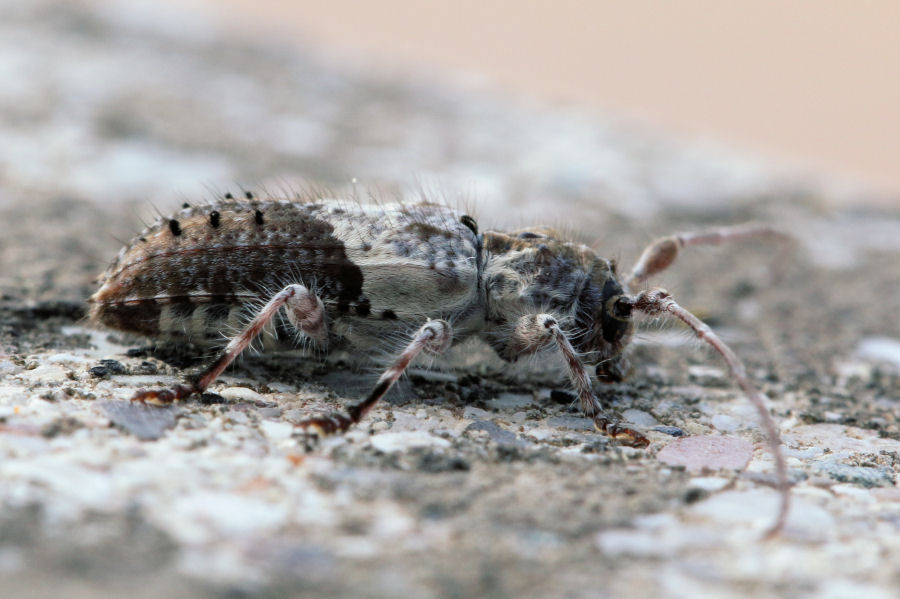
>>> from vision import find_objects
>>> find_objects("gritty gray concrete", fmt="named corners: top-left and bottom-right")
top-left (2, 2), bottom-right (900, 598)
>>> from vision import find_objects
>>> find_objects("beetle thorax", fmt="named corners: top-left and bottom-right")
top-left (481, 231), bottom-right (634, 363)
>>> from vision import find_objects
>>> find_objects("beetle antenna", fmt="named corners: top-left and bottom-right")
top-left (633, 287), bottom-right (790, 537)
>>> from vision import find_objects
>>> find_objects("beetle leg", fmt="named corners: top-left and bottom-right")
top-left (512, 314), bottom-right (649, 448)
top-left (634, 287), bottom-right (790, 536)
top-left (626, 224), bottom-right (791, 289)
top-left (297, 319), bottom-right (453, 438)
top-left (132, 284), bottom-right (326, 405)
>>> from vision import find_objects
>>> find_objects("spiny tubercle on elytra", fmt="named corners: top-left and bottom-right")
top-left (90, 193), bottom-right (791, 535)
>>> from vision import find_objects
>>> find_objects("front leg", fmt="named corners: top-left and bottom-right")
top-left (512, 314), bottom-right (648, 448)
top-left (132, 284), bottom-right (326, 404)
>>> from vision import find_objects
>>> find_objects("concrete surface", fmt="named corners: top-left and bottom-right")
top-left (1, 2), bottom-right (899, 598)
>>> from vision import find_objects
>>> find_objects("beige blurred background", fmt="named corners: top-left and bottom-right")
top-left (194, 0), bottom-right (898, 199)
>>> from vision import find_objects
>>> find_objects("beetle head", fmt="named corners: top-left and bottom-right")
top-left (574, 264), bottom-right (635, 366)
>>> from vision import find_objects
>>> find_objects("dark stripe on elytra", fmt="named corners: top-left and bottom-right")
top-left (169, 219), bottom-right (181, 236)
top-left (94, 302), bottom-right (161, 336)
top-left (255, 210), bottom-right (264, 225)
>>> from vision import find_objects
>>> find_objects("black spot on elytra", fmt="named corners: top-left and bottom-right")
top-left (382, 309), bottom-right (397, 320)
top-left (209, 211), bottom-right (221, 228)
top-left (182, 202), bottom-right (190, 209)
top-left (460, 214), bottom-right (478, 235)
top-left (139, 237), bottom-right (147, 243)
top-left (245, 191), bottom-right (253, 199)
top-left (255, 210), bottom-right (264, 225)
top-left (355, 299), bottom-right (371, 317)
top-left (518, 231), bottom-right (544, 239)
top-left (93, 302), bottom-right (161, 337)
top-left (224, 192), bottom-right (233, 199)
top-left (169, 219), bottom-right (182, 236)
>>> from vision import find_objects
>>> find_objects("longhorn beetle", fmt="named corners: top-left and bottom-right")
top-left (90, 193), bottom-right (790, 534)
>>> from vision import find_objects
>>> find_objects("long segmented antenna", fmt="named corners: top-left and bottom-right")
top-left (634, 288), bottom-right (790, 537)
top-left (627, 225), bottom-right (791, 289)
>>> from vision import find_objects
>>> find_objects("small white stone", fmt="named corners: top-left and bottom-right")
top-left (710, 413), bottom-right (739, 432)
top-left (46, 353), bottom-right (93, 365)
top-left (856, 337), bottom-right (900, 366)
top-left (370, 431), bottom-right (451, 453)
top-left (218, 387), bottom-right (265, 403)
top-left (260, 419), bottom-right (293, 441)
top-left (632, 512), bottom-right (679, 530)
top-left (687, 365), bottom-right (726, 383)
top-left (595, 528), bottom-right (679, 558)
top-left (485, 392), bottom-right (533, 411)
top-left (463, 406), bottom-right (491, 420)
top-left (266, 382), bottom-right (296, 393)
top-left (688, 476), bottom-right (731, 492)
top-left (18, 364), bottom-right (68, 384)
top-left (621, 409), bottom-right (658, 428)
top-left (162, 492), bottom-right (289, 545)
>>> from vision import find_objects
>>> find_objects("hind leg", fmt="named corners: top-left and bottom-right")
top-left (132, 284), bottom-right (326, 404)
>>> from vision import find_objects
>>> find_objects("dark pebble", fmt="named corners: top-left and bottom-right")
top-left (653, 425), bottom-right (686, 437)
top-left (98, 359), bottom-right (126, 375)
top-left (684, 487), bottom-right (708, 504)
top-left (199, 392), bottom-right (227, 405)
top-left (550, 389), bottom-right (576, 404)
top-left (89, 366), bottom-right (109, 378)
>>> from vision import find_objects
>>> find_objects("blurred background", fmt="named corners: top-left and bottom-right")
top-left (199, 0), bottom-right (900, 201)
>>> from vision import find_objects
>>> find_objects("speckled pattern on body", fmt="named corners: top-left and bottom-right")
top-left (91, 198), bottom-right (480, 349)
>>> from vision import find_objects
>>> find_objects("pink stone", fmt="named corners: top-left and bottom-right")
top-left (657, 435), bottom-right (753, 472)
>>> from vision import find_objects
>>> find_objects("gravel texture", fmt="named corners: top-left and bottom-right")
top-left (2, 2), bottom-right (900, 598)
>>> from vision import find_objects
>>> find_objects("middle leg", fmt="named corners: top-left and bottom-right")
top-left (297, 319), bottom-right (453, 438)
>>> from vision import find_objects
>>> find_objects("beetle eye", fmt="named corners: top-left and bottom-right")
top-left (613, 296), bottom-right (633, 319)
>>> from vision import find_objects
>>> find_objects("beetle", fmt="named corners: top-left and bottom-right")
top-left (90, 193), bottom-right (790, 533)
